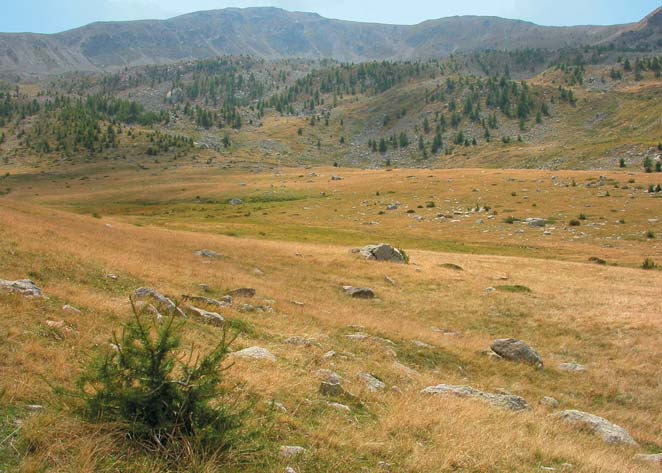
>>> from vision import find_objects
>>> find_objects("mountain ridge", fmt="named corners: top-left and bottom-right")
top-left (0, 6), bottom-right (658, 76)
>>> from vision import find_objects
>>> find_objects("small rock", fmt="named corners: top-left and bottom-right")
top-left (280, 446), bottom-right (306, 458)
top-left (540, 396), bottom-right (560, 408)
top-left (315, 369), bottom-right (342, 384)
top-left (285, 336), bottom-right (316, 347)
top-left (552, 410), bottom-right (637, 446)
top-left (491, 339), bottom-right (543, 368)
top-left (183, 295), bottom-right (230, 308)
top-left (359, 373), bottom-right (386, 392)
top-left (188, 306), bottom-right (225, 327)
top-left (633, 453), bottom-right (662, 464)
top-left (62, 304), bottom-right (81, 314)
top-left (268, 400), bottom-right (288, 413)
top-left (559, 362), bottom-right (586, 373)
top-left (421, 384), bottom-right (529, 411)
top-left (26, 404), bottom-right (44, 411)
top-left (331, 175), bottom-right (343, 181)
top-left (526, 218), bottom-right (546, 228)
top-left (384, 276), bottom-right (396, 286)
top-left (319, 381), bottom-right (346, 397)
top-left (285, 467), bottom-right (297, 473)
top-left (232, 347), bottom-right (276, 362)
top-left (342, 286), bottom-right (375, 299)
top-left (133, 287), bottom-right (185, 317)
top-left (327, 402), bottom-right (351, 413)
top-left (229, 198), bottom-right (243, 205)
top-left (194, 249), bottom-right (222, 259)
top-left (228, 288), bottom-right (256, 298)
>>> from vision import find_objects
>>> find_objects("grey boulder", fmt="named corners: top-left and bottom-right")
top-left (359, 244), bottom-right (406, 263)
top-left (0, 279), bottom-right (44, 298)
top-left (491, 338), bottom-right (543, 368)
top-left (421, 384), bottom-right (529, 411)
top-left (552, 410), bottom-right (637, 446)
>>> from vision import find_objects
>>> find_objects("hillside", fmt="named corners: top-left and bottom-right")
top-left (0, 7), bottom-right (648, 76)
top-left (1, 163), bottom-right (661, 472)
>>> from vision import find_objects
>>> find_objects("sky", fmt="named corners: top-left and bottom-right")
top-left (2, 0), bottom-right (660, 34)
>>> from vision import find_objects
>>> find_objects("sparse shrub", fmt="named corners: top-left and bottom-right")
top-left (589, 257), bottom-right (607, 265)
top-left (619, 158), bottom-right (626, 168)
top-left (426, 201), bottom-right (436, 208)
top-left (496, 285), bottom-right (531, 293)
top-left (76, 301), bottom-right (245, 455)
top-left (644, 156), bottom-right (653, 173)
top-left (579, 213), bottom-right (587, 220)
top-left (645, 230), bottom-right (656, 239)
top-left (398, 247), bottom-right (410, 264)
top-left (642, 258), bottom-right (657, 270)
top-left (569, 219), bottom-right (581, 227)
top-left (504, 216), bottom-right (518, 224)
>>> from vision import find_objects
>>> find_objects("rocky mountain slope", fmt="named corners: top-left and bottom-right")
top-left (0, 6), bottom-right (651, 75)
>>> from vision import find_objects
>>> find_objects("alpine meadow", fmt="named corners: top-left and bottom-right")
top-left (0, 3), bottom-right (661, 473)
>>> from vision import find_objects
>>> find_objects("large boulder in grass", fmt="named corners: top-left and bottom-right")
top-left (491, 338), bottom-right (543, 368)
top-left (552, 410), bottom-right (637, 446)
top-left (0, 279), bottom-right (44, 298)
top-left (421, 384), bottom-right (528, 411)
top-left (359, 244), bottom-right (406, 263)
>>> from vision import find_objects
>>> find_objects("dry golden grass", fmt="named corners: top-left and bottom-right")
top-left (0, 165), bottom-right (660, 472)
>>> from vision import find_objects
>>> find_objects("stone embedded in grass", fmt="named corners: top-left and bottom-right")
top-left (558, 362), bottom-right (587, 373)
top-left (133, 287), bottom-right (186, 317)
top-left (194, 249), bottom-right (222, 259)
top-left (227, 287), bottom-right (256, 298)
top-left (552, 410), bottom-right (637, 446)
top-left (0, 279), bottom-right (44, 298)
top-left (280, 446), bottom-right (306, 458)
top-left (232, 346), bottom-right (276, 362)
top-left (319, 381), bottom-right (347, 397)
top-left (326, 401), bottom-right (351, 413)
top-left (315, 369), bottom-right (342, 384)
top-left (359, 244), bottom-right (406, 263)
top-left (358, 372), bottom-right (386, 392)
top-left (182, 294), bottom-right (231, 308)
top-left (526, 217), bottom-right (546, 227)
top-left (342, 286), bottom-right (375, 299)
top-left (62, 304), bottom-right (81, 314)
top-left (228, 198), bottom-right (243, 205)
top-left (421, 384), bottom-right (529, 411)
top-left (331, 175), bottom-right (343, 181)
top-left (440, 263), bottom-right (463, 271)
top-left (285, 336), bottom-right (317, 347)
top-left (187, 306), bottom-right (225, 327)
top-left (540, 396), bottom-right (560, 408)
top-left (491, 338), bottom-right (543, 368)
top-left (633, 453), bottom-right (662, 464)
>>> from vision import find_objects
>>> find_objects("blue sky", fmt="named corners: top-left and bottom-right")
top-left (3, 0), bottom-right (660, 34)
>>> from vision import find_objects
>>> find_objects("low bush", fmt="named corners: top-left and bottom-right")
top-left (76, 300), bottom-right (246, 458)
